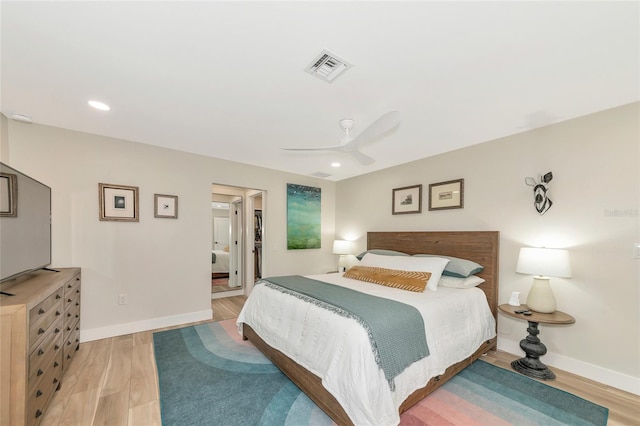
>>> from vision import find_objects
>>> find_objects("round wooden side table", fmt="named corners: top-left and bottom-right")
top-left (498, 304), bottom-right (575, 380)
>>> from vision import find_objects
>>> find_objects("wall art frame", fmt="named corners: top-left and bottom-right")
top-left (392, 184), bottom-right (422, 215)
top-left (154, 194), bottom-right (178, 219)
top-left (287, 183), bottom-right (321, 250)
top-left (0, 172), bottom-right (17, 217)
top-left (99, 183), bottom-right (139, 222)
top-left (428, 178), bottom-right (464, 211)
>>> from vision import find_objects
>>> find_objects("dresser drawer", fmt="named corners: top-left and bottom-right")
top-left (64, 275), bottom-right (81, 295)
top-left (63, 322), bottom-right (80, 371)
top-left (26, 350), bottom-right (63, 426)
top-left (64, 301), bottom-right (80, 325)
top-left (29, 288), bottom-right (63, 326)
top-left (28, 325), bottom-right (63, 384)
top-left (28, 294), bottom-right (64, 351)
top-left (64, 289), bottom-right (80, 314)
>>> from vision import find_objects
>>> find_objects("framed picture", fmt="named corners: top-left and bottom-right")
top-left (0, 172), bottom-right (17, 217)
top-left (99, 183), bottom-right (139, 222)
top-left (287, 183), bottom-right (321, 249)
top-left (154, 194), bottom-right (178, 219)
top-left (392, 184), bottom-right (422, 215)
top-left (429, 178), bottom-right (464, 210)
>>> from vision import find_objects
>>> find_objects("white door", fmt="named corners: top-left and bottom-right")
top-left (213, 217), bottom-right (230, 250)
top-left (229, 199), bottom-right (243, 287)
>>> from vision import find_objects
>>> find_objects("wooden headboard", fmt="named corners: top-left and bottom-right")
top-left (367, 231), bottom-right (499, 319)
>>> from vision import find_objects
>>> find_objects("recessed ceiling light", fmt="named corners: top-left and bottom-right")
top-left (331, 162), bottom-right (341, 168)
top-left (88, 100), bottom-right (110, 111)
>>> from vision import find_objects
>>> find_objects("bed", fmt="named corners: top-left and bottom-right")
top-left (211, 249), bottom-right (230, 276)
top-left (238, 231), bottom-right (499, 426)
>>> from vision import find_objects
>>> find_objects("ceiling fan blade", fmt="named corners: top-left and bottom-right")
top-left (349, 150), bottom-right (375, 165)
top-left (346, 110), bottom-right (401, 149)
top-left (282, 145), bottom-right (345, 152)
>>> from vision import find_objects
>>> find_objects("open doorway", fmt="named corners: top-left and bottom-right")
top-left (212, 184), bottom-right (265, 299)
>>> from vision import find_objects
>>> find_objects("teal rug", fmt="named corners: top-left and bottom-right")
top-left (153, 319), bottom-right (608, 426)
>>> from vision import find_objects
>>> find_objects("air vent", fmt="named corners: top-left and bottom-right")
top-left (310, 172), bottom-right (331, 178)
top-left (304, 49), bottom-right (352, 83)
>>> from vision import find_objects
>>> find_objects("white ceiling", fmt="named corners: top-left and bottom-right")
top-left (2, 1), bottom-right (638, 181)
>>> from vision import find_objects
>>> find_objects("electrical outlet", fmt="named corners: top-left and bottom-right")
top-left (118, 293), bottom-right (128, 305)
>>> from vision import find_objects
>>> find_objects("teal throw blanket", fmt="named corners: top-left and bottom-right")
top-left (260, 275), bottom-right (429, 389)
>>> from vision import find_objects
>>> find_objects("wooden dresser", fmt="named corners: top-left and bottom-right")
top-left (0, 268), bottom-right (81, 426)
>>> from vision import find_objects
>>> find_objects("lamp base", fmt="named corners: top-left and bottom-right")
top-left (337, 255), bottom-right (347, 273)
top-left (526, 276), bottom-right (556, 313)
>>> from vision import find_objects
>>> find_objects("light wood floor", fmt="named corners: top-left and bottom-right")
top-left (40, 296), bottom-right (638, 426)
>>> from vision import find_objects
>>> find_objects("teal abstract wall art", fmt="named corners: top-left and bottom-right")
top-left (287, 183), bottom-right (321, 250)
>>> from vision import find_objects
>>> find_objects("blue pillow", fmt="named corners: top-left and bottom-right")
top-left (355, 249), bottom-right (409, 261)
top-left (413, 254), bottom-right (483, 278)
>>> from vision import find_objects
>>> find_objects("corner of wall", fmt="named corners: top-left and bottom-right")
top-left (0, 114), bottom-right (9, 163)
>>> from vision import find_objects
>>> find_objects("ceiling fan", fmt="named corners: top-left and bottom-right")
top-left (282, 111), bottom-right (401, 165)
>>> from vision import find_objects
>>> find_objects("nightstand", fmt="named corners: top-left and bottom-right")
top-left (498, 304), bottom-right (575, 380)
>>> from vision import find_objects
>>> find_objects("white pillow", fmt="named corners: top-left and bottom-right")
top-left (359, 253), bottom-right (449, 291)
top-left (438, 275), bottom-right (485, 289)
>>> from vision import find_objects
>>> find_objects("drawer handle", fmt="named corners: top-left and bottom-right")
top-left (55, 344), bottom-right (60, 350)
top-left (36, 389), bottom-right (43, 397)
top-left (67, 298), bottom-right (72, 303)
top-left (35, 409), bottom-right (43, 418)
top-left (38, 348), bottom-right (45, 356)
top-left (37, 369), bottom-right (43, 376)
top-left (67, 313), bottom-right (71, 317)
top-left (54, 361), bottom-right (59, 368)
top-left (56, 294), bottom-right (61, 299)
top-left (66, 326), bottom-right (71, 332)
top-left (56, 310), bottom-right (61, 316)
top-left (76, 289), bottom-right (80, 293)
top-left (67, 354), bottom-right (72, 360)
top-left (38, 308), bottom-right (45, 314)
top-left (53, 378), bottom-right (59, 384)
top-left (55, 328), bottom-right (61, 334)
top-left (38, 328), bottom-right (45, 335)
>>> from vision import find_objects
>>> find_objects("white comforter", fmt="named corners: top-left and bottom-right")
top-left (237, 273), bottom-right (496, 426)
top-left (211, 249), bottom-right (230, 273)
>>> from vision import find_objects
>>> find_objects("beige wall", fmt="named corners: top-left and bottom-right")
top-left (1, 121), bottom-right (337, 340)
top-left (2, 103), bottom-right (638, 393)
top-left (336, 103), bottom-right (640, 393)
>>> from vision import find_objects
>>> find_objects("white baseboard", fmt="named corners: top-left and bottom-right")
top-left (211, 288), bottom-right (244, 299)
top-left (498, 338), bottom-right (640, 396)
top-left (80, 309), bottom-right (213, 342)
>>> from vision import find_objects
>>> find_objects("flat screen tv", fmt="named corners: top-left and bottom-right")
top-left (0, 162), bottom-right (52, 284)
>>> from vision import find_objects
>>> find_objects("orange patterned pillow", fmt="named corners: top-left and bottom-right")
top-left (343, 265), bottom-right (431, 293)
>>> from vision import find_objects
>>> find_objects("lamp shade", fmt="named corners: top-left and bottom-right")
top-left (516, 247), bottom-right (571, 278)
top-left (332, 240), bottom-right (352, 255)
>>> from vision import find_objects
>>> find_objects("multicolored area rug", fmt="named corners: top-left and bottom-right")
top-left (153, 319), bottom-right (608, 426)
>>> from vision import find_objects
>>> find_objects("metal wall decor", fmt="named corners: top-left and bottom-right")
top-left (525, 172), bottom-right (553, 215)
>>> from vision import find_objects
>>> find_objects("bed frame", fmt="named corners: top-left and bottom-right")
top-left (243, 230), bottom-right (499, 425)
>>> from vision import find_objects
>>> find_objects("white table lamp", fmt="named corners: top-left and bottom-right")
top-left (516, 247), bottom-right (571, 313)
top-left (332, 240), bottom-right (353, 272)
